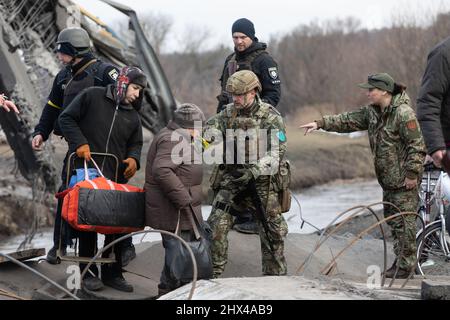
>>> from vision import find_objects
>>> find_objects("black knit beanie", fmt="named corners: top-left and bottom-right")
top-left (231, 18), bottom-right (256, 40)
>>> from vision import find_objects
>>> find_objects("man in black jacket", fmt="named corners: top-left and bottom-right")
top-left (217, 18), bottom-right (281, 113)
top-left (30, 27), bottom-right (127, 264)
top-left (32, 27), bottom-right (119, 146)
top-left (417, 37), bottom-right (450, 167)
top-left (59, 66), bottom-right (145, 292)
top-left (217, 18), bottom-right (282, 234)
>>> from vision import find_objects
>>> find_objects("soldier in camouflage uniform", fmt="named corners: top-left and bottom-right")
top-left (301, 73), bottom-right (426, 278)
top-left (204, 70), bottom-right (288, 277)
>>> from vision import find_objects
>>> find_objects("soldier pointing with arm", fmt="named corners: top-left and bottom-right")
top-left (301, 73), bottom-right (426, 278)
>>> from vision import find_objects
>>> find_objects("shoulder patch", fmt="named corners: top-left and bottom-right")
top-left (276, 131), bottom-right (286, 142)
top-left (268, 67), bottom-right (279, 80)
top-left (108, 69), bottom-right (119, 81)
top-left (406, 120), bottom-right (418, 131)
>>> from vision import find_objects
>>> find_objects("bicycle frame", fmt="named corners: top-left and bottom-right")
top-left (418, 165), bottom-right (440, 225)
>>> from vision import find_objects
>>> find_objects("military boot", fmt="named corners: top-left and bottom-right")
top-left (383, 264), bottom-right (412, 279)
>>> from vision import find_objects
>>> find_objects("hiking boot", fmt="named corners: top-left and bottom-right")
top-left (82, 276), bottom-right (103, 291)
top-left (103, 276), bottom-right (134, 293)
top-left (46, 246), bottom-right (65, 265)
top-left (383, 264), bottom-right (413, 279)
top-left (233, 221), bottom-right (259, 234)
top-left (121, 244), bottom-right (136, 267)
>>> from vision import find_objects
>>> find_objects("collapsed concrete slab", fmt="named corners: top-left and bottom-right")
top-left (421, 276), bottom-right (450, 300)
top-left (159, 276), bottom-right (422, 300)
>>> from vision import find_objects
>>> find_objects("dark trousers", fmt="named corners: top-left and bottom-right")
top-left (160, 230), bottom-right (195, 291)
top-left (79, 231), bottom-right (124, 279)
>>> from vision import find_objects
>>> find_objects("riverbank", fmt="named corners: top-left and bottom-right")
top-left (285, 128), bottom-right (375, 190)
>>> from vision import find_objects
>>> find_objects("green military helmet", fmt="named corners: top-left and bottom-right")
top-left (56, 27), bottom-right (91, 56)
top-left (226, 70), bottom-right (262, 95)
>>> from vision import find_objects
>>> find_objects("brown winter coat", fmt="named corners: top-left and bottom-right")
top-left (144, 121), bottom-right (203, 231)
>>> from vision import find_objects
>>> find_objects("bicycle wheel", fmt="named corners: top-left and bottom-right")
top-left (416, 222), bottom-right (450, 276)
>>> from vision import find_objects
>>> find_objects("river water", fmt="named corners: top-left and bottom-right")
top-left (0, 179), bottom-right (383, 253)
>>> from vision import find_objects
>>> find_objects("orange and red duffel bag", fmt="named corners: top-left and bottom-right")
top-left (57, 161), bottom-right (145, 234)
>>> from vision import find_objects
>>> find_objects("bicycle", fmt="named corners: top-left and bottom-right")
top-left (416, 162), bottom-right (450, 276)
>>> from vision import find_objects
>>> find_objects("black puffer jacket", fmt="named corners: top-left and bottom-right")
top-left (59, 84), bottom-right (143, 183)
top-left (417, 37), bottom-right (450, 155)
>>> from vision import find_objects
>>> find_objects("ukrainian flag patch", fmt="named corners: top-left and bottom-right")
top-left (276, 131), bottom-right (286, 142)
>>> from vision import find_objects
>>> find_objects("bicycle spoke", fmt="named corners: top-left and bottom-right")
top-left (417, 224), bottom-right (450, 275)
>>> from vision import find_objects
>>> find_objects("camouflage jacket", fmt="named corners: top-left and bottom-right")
top-left (317, 92), bottom-right (426, 190)
top-left (205, 97), bottom-right (287, 180)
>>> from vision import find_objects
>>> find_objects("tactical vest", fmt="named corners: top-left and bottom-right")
top-left (223, 100), bottom-right (273, 165)
top-left (220, 49), bottom-right (267, 101)
top-left (210, 100), bottom-right (292, 212)
top-left (54, 60), bottom-right (111, 136)
top-left (63, 59), bottom-right (110, 108)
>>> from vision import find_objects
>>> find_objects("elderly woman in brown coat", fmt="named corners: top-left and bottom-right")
top-left (145, 103), bottom-right (205, 296)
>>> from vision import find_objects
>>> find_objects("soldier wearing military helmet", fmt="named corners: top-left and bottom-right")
top-left (205, 70), bottom-right (290, 277)
top-left (226, 70), bottom-right (262, 95)
top-left (301, 73), bottom-right (426, 279)
top-left (56, 27), bottom-right (91, 59)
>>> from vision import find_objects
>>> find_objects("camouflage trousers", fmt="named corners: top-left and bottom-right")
top-left (383, 188), bottom-right (418, 270)
top-left (207, 187), bottom-right (288, 277)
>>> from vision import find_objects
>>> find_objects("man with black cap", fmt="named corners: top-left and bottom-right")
top-left (217, 18), bottom-right (281, 234)
top-left (217, 18), bottom-right (281, 113)
top-left (30, 27), bottom-right (138, 266)
top-left (59, 66), bottom-right (146, 292)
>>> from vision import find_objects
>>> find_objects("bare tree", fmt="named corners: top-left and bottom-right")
top-left (139, 12), bottom-right (173, 55)
top-left (112, 12), bottom-right (173, 55)
top-left (176, 24), bottom-right (212, 54)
